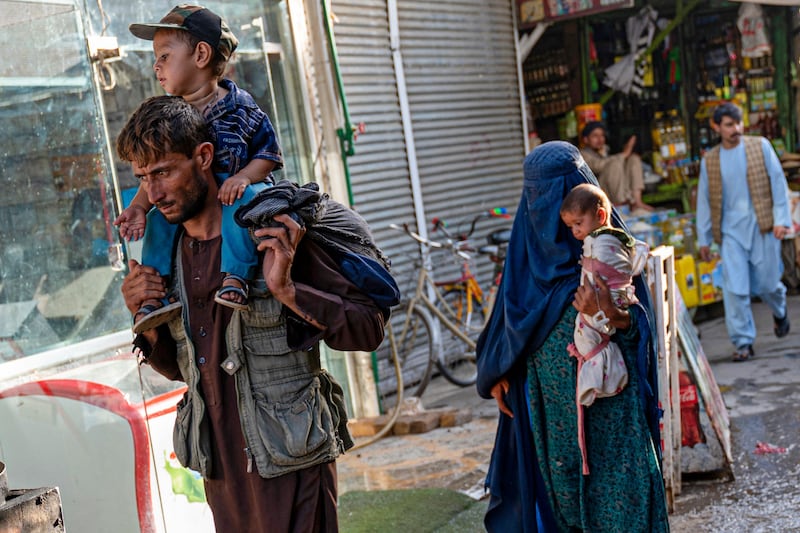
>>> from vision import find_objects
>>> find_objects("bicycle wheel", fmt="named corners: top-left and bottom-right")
top-left (434, 288), bottom-right (482, 386)
top-left (376, 305), bottom-right (434, 410)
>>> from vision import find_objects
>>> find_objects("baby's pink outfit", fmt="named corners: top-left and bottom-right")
top-left (568, 227), bottom-right (649, 474)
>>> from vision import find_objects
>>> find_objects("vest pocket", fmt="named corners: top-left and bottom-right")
top-left (172, 392), bottom-right (200, 472)
top-left (242, 326), bottom-right (292, 361)
top-left (241, 296), bottom-right (284, 329)
top-left (240, 297), bottom-right (292, 357)
top-left (253, 377), bottom-right (334, 466)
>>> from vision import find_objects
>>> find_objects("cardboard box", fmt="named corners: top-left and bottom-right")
top-left (697, 258), bottom-right (723, 305)
top-left (675, 254), bottom-right (700, 308)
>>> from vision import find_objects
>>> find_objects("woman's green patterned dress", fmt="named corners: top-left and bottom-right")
top-left (527, 305), bottom-right (670, 532)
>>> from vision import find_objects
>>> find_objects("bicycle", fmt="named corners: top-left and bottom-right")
top-left (429, 209), bottom-right (511, 370)
top-left (375, 209), bottom-right (510, 409)
top-left (431, 208), bottom-right (511, 326)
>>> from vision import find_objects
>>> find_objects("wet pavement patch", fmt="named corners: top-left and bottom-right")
top-left (671, 405), bottom-right (800, 530)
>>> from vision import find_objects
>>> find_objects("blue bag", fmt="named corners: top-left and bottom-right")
top-left (335, 249), bottom-right (401, 311)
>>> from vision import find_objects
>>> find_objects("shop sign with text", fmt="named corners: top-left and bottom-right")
top-left (518, 0), bottom-right (634, 26)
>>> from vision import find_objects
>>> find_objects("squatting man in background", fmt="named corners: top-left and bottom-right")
top-left (580, 121), bottom-right (654, 215)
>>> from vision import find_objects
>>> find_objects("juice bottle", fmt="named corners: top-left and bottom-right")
top-left (651, 111), bottom-right (664, 148)
top-left (660, 119), bottom-right (673, 159)
top-left (682, 216), bottom-right (696, 256)
top-left (669, 109), bottom-right (687, 157)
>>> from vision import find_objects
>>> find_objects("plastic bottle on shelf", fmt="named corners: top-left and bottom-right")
top-left (651, 111), bottom-right (664, 148)
top-left (565, 109), bottom-right (577, 139)
top-left (682, 216), bottom-right (696, 256)
top-left (667, 218), bottom-right (685, 256)
top-left (698, 123), bottom-right (710, 150)
top-left (660, 118), bottom-right (673, 159)
top-left (669, 109), bottom-right (687, 157)
top-left (668, 164), bottom-right (684, 185)
top-left (652, 151), bottom-right (665, 179)
top-left (677, 120), bottom-right (688, 157)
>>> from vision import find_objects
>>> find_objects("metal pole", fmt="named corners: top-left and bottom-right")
top-left (320, 0), bottom-right (356, 206)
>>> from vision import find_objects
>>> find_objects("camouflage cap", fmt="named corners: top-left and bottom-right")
top-left (129, 4), bottom-right (238, 61)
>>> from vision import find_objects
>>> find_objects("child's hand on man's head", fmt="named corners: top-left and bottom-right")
top-left (218, 174), bottom-right (250, 206)
top-left (114, 204), bottom-right (148, 241)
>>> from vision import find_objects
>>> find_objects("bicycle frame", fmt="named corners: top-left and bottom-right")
top-left (438, 239), bottom-right (487, 330)
top-left (382, 216), bottom-right (507, 398)
top-left (405, 262), bottom-right (477, 350)
top-left (436, 267), bottom-right (486, 323)
top-left (482, 269), bottom-right (502, 323)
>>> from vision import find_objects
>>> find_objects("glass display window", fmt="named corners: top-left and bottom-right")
top-left (0, 0), bottom-right (126, 361)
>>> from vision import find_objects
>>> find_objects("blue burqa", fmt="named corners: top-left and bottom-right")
top-left (476, 141), bottom-right (660, 532)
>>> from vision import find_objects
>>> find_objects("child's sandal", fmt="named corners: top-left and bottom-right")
top-left (132, 301), bottom-right (183, 334)
top-left (214, 274), bottom-right (249, 310)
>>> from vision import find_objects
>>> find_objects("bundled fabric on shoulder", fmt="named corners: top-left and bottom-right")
top-left (235, 180), bottom-right (401, 314)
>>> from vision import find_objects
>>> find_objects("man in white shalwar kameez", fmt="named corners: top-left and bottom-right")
top-left (696, 102), bottom-right (792, 361)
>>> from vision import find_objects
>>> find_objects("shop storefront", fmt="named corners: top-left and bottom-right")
top-left (517, 0), bottom-right (800, 310)
top-left (520, 1), bottom-right (796, 152)
top-left (516, 0), bottom-right (794, 503)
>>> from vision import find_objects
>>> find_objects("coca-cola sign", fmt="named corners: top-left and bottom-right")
top-left (679, 384), bottom-right (698, 407)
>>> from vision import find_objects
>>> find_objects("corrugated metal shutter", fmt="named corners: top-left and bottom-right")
top-left (330, 0), bottom-right (428, 396)
top-left (398, 0), bottom-right (524, 285)
top-left (330, 1), bottom-right (413, 227)
top-left (331, 0), bottom-right (525, 400)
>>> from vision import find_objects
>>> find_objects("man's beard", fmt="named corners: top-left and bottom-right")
top-left (725, 132), bottom-right (741, 145)
top-left (162, 173), bottom-right (209, 224)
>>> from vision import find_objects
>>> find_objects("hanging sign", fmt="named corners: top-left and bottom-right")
top-left (730, 0), bottom-right (800, 4)
top-left (518, 0), bottom-right (634, 26)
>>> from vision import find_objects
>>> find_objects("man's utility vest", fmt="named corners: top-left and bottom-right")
top-left (168, 233), bottom-right (352, 480)
top-left (705, 135), bottom-right (773, 244)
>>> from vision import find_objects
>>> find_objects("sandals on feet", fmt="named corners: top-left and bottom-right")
top-left (214, 274), bottom-right (249, 310)
top-left (732, 344), bottom-right (754, 362)
top-left (132, 301), bottom-right (183, 335)
top-left (774, 314), bottom-right (790, 338)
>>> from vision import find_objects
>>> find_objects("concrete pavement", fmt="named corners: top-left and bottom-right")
top-left (669, 294), bottom-right (800, 531)
top-left (337, 293), bottom-right (800, 532)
